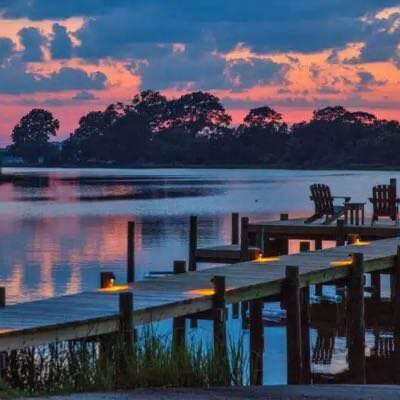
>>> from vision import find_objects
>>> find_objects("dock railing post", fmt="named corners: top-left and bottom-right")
top-left (189, 216), bottom-right (197, 271)
top-left (299, 241), bottom-right (310, 253)
top-left (127, 221), bottom-right (135, 283)
top-left (240, 217), bottom-right (249, 261)
top-left (119, 292), bottom-right (134, 353)
top-left (301, 286), bottom-right (311, 384)
top-left (249, 298), bottom-right (264, 385)
top-left (284, 265), bottom-right (303, 384)
top-left (394, 246), bottom-right (400, 383)
top-left (212, 275), bottom-right (229, 383)
top-left (232, 213), bottom-right (239, 245)
top-left (173, 261), bottom-right (186, 351)
top-left (315, 239), bottom-right (323, 295)
top-left (347, 253), bottom-right (366, 384)
top-left (336, 220), bottom-right (345, 246)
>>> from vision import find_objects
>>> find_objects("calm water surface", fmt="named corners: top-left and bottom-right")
top-left (0, 167), bottom-right (397, 384)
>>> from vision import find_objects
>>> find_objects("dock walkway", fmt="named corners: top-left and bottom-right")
top-left (1, 231), bottom-right (399, 352)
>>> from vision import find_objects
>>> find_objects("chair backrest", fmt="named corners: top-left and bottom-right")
top-left (372, 184), bottom-right (397, 219)
top-left (310, 184), bottom-right (334, 215)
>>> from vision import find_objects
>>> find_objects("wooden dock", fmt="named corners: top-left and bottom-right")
top-left (2, 215), bottom-right (400, 385)
top-left (0, 234), bottom-right (399, 352)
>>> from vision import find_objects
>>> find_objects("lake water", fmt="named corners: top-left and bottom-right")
top-left (0, 167), bottom-right (398, 384)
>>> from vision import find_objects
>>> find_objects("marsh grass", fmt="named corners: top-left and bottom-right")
top-left (2, 328), bottom-right (246, 396)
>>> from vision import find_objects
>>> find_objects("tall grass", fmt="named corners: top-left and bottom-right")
top-left (1, 328), bottom-right (246, 396)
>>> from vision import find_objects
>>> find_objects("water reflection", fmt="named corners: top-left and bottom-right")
top-left (1, 167), bottom-right (399, 384)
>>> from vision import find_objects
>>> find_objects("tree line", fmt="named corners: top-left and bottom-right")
top-left (7, 90), bottom-right (400, 168)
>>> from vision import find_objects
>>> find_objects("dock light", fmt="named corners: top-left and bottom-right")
top-left (255, 256), bottom-right (280, 263)
top-left (187, 288), bottom-right (215, 296)
top-left (347, 234), bottom-right (370, 246)
top-left (100, 272), bottom-right (116, 289)
top-left (331, 260), bottom-right (353, 267)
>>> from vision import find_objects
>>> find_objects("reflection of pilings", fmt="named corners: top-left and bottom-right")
top-left (312, 329), bottom-right (335, 365)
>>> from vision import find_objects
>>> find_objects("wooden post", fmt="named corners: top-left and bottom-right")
top-left (301, 286), bottom-right (311, 384)
top-left (347, 253), bottom-right (366, 384)
top-left (240, 217), bottom-right (249, 261)
top-left (284, 265), bottom-right (303, 384)
top-left (232, 213), bottom-right (239, 245)
top-left (394, 246), bottom-right (400, 383)
top-left (0, 287), bottom-right (5, 308)
top-left (189, 216), bottom-right (197, 271)
top-left (173, 261), bottom-right (186, 351)
top-left (336, 220), bottom-right (345, 246)
top-left (371, 271), bottom-right (381, 302)
top-left (280, 213), bottom-right (289, 221)
top-left (119, 292), bottom-right (133, 352)
top-left (299, 241), bottom-right (310, 253)
top-left (249, 299), bottom-right (264, 385)
top-left (127, 221), bottom-right (135, 283)
top-left (275, 213), bottom-right (289, 255)
top-left (315, 239), bottom-right (323, 295)
top-left (212, 276), bottom-right (228, 374)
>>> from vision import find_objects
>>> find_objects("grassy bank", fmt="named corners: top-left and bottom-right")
top-left (1, 330), bottom-right (245, 397)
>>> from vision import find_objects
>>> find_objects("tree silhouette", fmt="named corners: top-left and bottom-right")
top-left (11, 109), bottom-right (59, 163)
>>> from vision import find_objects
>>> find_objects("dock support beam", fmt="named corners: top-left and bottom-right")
top-left (284, 266), bottom-right (303, 384)
top-left (172, 261), bottom-right (186, 351)
top-left (127, 221), bottom-right (135, 283)
top-left (240, 217), bottom-right (249, 261)
top-left (189, 216), bottom-right (197, 271)
top-left (119, 292), bottom-right (134, 352)
top-left (232, 213), bottom-right (239, 245)
top-left (371, 271), bottom-right (381, 302)
top-left (347, 253), bottom-right (366, 384)
top-left (249, 299), bottom-right (264, 385)
top-left (315, 239), bottom-right (323, 296)
top-left (336, 220), bottom-right (345, 246)
top-left (212, 275), bottom-right (229, 383)
top-left (301, 286), bottom-right (311, 384)
top-left (394, 246), bottom-right (400, 383)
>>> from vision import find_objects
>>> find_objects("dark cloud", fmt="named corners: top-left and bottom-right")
top-left (0, 59), bottom-right (107, 93)
top-left (0, 37), bottom-right (14, 64)
top-left (50, 23), bottom-right (73, 59)
top-left (355, 71), bottom-right (387, 92)
top-left (72, 90), bottom-right (97, 100)
top-left (18, 27), bottom-right (46, 62)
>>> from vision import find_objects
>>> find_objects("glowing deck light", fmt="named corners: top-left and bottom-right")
top-left (254, 256), bottom-right (280, 263)
top-left (187, 288), bottom-right (215, 296)
top-left (353, 239), bottom-right (370, 246)
top-left (99, 285), bottom-right (130, 292)
top-left (330, 260), bottom-right (353, 267)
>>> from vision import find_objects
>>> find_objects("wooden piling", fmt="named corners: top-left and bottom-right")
top-left (315, 239), bottom-right (323, 295)
top-left (371, 271), bottom-right (381, 302)
top-left (119, 292), bottom-right (133, 352)
top-left (232, 213), bottom-right (239, 245)
top-left (240, 217), bottom-right (249, 261)
top-left (284, 265), bottom-right (303, 384)
top-left (336, 220), bottom-right (345, 246)
top-left (299, 241), bottom-right (310, 253)
top-left (301, 286), bottom-right (311, 384)
top-left (173, 261), bottom-right (186, 350)
top-left (280, 213), bottom-right (289, 221)
top-left (189, 216), bottom-right (197, 271)
top-left (127, 221), bottom-right (135, 283)
top-left (212, 275), bottom-right (228, 375)
top-left (393, 246), bottom-right (400, 383)
top-left (249, 299), bottom-right (264, 385)
top-left (347, 253), bottom-right (366, 384)
top-left (0, 287), bottom-right (5, 308)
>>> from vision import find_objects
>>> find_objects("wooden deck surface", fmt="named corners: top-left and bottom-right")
top-left (249, 217), bottom-right (400, 239)
top-left (1, 234), bottom-right (400, 352)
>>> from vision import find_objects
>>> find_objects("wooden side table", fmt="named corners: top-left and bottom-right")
top-left (344, 202), bottom-right (365, 225)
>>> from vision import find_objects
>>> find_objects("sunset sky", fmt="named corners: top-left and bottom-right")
top-left (0, 1), bottom-right (399, 145)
